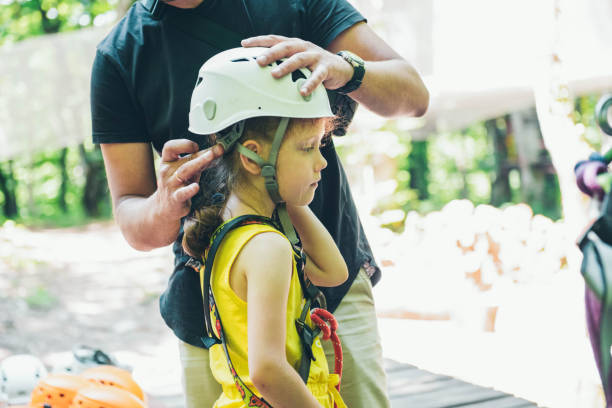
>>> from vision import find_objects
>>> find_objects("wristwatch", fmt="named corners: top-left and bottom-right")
top-left (335, 50), bottom-right (365, 95)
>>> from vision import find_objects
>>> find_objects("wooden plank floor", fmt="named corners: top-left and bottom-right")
top-left (385, 359), bottom-right (540, 408)
top-left (149, 359), bottom-right (540, 408)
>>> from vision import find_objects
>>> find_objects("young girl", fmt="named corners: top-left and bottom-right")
top-left (182, 47), bottom-right (349, 408)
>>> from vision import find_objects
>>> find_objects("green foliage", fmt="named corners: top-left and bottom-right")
top-left (387, 110), bottom-right (570, 221)
top-left (0, 0), bottom-right (117, 44)
top-left (393, 121), bottom-right (501, 215)
top-left (575, 94), bottom-right (607, 153)
top-left (24, 285), bottom-right (58, 309)
top-left (0, 143), bottom-right (111, 228)
top-left (0, 0), bottom-right (116, 226)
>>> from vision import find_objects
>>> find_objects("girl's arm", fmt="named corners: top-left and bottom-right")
top-left (286, 204), bottom-right (348, 287)
top-left (238, 232), bottom-right (323, 408)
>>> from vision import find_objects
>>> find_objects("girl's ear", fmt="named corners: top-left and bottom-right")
top-left (239, 140), bottom-right (263, 176)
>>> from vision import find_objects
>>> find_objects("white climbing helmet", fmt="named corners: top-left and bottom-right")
top-left (0, 354), bottom-right (48, 405)
top-left (188, 46), bottom-right (333, 135)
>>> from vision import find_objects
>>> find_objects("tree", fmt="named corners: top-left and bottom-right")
top-left (0, 0), bottom-right (119, 221)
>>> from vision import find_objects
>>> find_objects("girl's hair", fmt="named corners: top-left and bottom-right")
top-left (182, 116), bottom-right (336, 259)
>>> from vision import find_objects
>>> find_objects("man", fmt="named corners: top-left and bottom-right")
top-left (91, 0), bottom-right (428, 406)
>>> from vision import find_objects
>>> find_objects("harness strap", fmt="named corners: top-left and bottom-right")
top-left (200, 215), bottom-right (275, 345)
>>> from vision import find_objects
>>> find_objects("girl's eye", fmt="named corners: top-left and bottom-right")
top-left (302, 146), bottom-right (315, 152)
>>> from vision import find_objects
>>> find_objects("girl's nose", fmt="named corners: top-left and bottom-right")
top-left (315, 149), bottom-right (327, 172)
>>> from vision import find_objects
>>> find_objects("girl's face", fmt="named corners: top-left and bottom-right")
top-left (276, 119), bottom-right (328, 206)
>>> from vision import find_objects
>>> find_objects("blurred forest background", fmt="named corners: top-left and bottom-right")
top-left (2, 0), bottom-right (612, 407)
top-left (0, 0), bottom-right (606, 226)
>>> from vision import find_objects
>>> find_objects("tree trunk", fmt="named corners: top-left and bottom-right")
top-left (510, 109), bottom-right (547, 214)
top-left (0, 161), bottom-right (18, 218)
top-left (57, 147), bottom-right (69, 213)
top-left (486, 118), bottom-right (512, 206)
top-left (408, 140), bottom-right (429, 200)
top-left (79, 144), bottom-right (109, 217)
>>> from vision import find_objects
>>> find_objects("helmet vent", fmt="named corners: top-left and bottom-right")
top-left (231, 58), bottom-right (250, 62)
top-left (291, 70), bottom-right (306, 83)
top-left (195, 77), bottom-right (203, 86)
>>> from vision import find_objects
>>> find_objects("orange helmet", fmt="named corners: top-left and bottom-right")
top-left (68, 386), bottom-right (144, 408)
top-left (29, 373), bottom-right (91, 408)
top-left (79, 366), bottom-right (144, 401)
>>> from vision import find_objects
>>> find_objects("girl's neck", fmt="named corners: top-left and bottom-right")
top-left (222, 189), bottom-right (276, 221)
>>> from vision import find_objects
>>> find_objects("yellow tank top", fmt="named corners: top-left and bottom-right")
top-left (202, 222), bottom-right (343, 408)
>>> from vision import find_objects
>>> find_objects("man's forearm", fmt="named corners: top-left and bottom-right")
top-left (351, 58), bottom-right (429, 118)
top-left (114, 193), bottom-right (182, 251)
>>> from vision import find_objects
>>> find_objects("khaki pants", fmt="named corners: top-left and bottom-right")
top-left (178, 269), bottom-right (390, 408)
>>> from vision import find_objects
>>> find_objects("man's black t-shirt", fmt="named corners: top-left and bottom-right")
top-left (91, 0), bottom-right (381, 348)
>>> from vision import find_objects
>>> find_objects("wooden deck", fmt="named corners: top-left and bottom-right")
top-left (148, 359), bottom-right (540, 408)
top-left (385, 359), bottom-right (539, 408)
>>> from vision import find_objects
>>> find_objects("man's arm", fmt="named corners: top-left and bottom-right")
top-left (241, 21), bottom-right (429, 118)
top-left (101, 141), bottom-right (223, 251)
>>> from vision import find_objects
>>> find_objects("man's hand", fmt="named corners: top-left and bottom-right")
top-left (241, 35), bottom-right (353, 97)
top-left (156, 140), bottom-right (224, 220)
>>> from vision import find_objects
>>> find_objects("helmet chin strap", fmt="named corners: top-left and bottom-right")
top-left (222, 117), bottom-right (300, 246)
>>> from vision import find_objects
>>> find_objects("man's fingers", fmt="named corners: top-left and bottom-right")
top-left (176, 150), bottom-right (216, 183)
top-left (241, 35), bottom-right (288, 48)
top-left (301, 65), bottom-right (328, 95)
top-left (264, 40), bottom-right (307, 63)
top-left (245, 39), bottom-right (307, 66)
top-left (174, 183), bottom-right (199, 206)
top-left (161, 139), bottom-right (199, 162)
top-left (271, 51), bottom-right (316, 78)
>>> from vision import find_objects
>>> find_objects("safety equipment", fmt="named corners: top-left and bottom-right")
top-left (189, 47), bottom-right (333, 245)
top-left (29, 373), bottom-right (91, 408)
top-left (50, 346), bottom-right (126, 375)
top-left (68, 385), bottom-right (144, 408)
top-left (189, 47), bottom-right (333, 136)
top-left (79, 366), bottom-right (144, 402)
top-left (0, 354), bottom-right (48, 405)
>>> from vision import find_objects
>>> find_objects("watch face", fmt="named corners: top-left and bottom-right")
top-left (336, 51), bottom-right (365, 95)
top-left (343, 51), bottom-right (363, 64)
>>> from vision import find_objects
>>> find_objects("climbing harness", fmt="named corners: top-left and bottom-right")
top-left (186, 215), bottom-right (343, 407)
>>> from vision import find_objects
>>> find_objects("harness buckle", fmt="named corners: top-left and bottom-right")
top-left (185, 257), bottom-right (202, 273)
top-left (295, 320), bottom-right (316, 362)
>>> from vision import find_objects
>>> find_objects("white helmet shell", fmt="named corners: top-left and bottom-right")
top-left (0, 354), bottom-right (48, 405)
top-left (189, 47), bottom-right (334, 135)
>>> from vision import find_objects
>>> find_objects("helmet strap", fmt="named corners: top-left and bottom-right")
top-left (234, 117), bottom-right (299, 245)
top-left (217, 121), bottom-right (246, 151)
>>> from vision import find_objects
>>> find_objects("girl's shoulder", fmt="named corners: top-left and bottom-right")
top-left (232, 226), bottom-right (294, 279)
